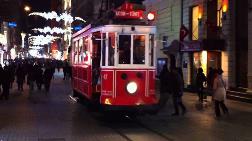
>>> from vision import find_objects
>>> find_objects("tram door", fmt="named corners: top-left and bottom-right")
top-left (92, 32), bottom-right (101, 88)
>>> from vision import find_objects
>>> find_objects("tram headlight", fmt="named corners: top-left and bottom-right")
top-left (126, 82), bottom-right (138, 94)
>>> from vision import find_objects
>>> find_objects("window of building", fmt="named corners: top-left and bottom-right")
top-left (162, 36), bottom-right (169, 48)
top-left (217, 0), bottom-right (223, 27)
top-left (192, 6), bottom-right (199, 40)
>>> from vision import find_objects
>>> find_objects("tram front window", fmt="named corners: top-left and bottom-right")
top-left (133, 35), bottom-right (145, 64)
top-left (119, 35), bottom-right (131, 64)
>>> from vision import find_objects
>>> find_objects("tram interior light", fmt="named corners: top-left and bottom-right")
top-left (126, 82), bottom-right (138, 94)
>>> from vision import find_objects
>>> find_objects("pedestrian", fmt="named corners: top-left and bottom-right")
top-left (158, 64), bottom-right (171, 109)
top-left (0, 66), bottom-right (11, 100)
top-left (0, 64), bottom-right (3, 93)
top-left (170, 68), bottom-right (186, 116)
top-left (16, 64), bottom-right (26, 91)
top-left (27, 63), bottom-right (35, 90)
top-left (43, 65), bottom-right (54, 93)
top-left (34, 64), bottom-right (43, 90)
top-left (213, 68), bottom-right (229, 118)
top-left (196, 68), bottom-right (207, 103)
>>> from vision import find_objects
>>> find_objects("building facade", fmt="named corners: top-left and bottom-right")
top-left (145, 0), bottom-right (252, 90)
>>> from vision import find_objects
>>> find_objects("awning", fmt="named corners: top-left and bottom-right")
top-left (180, 40), bottom-right (202, 52)
top-left (161, 40), bottom-right (180, 54)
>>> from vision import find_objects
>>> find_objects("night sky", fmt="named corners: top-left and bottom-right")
top-left (25, 0), bottom-right (51, 12)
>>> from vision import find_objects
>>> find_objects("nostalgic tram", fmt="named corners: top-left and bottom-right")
top-left (71, 24), bottom-right (157, 113)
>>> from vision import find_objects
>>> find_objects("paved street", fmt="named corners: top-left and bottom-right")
top-left (1, 71), bottom-right (252, 141)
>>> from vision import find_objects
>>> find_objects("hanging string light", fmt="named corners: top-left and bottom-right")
top-left (29, 11), bottom-right (86, 23)
top-left (32, 26), bottom-right (70, 34)
top-left (29, 35), bottom-right (60, 46)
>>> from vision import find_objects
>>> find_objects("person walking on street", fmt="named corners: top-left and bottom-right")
top-left (43, 67), bottom-right (53, 93)
top-left (0, 66), bottom-right (11, 100)
top-left (213, 68), bottom-right (229, 118)
top-left (196, 68), bottom-right (207, 103)
top-left (0, 65), bottom-right (3, 93)
top-left (171, 68), bottom-right (186, 116)
top-left (158, 64), bottom-right (171, 109)
top-left (16, 64), bottom-right (26, 91)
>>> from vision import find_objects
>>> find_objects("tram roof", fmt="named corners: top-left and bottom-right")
top-left (72, 24), bottom-right (156, 38)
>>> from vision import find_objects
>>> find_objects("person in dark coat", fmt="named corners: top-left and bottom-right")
top-left (158, 64), bottom-right (171, 109)
top-left (0, 66), bottom-right (11, 100)
top-left (27, 63), bottom-right (35, 90)
top-left (196, 68), bottom-right (207, 103)
top-left (43, 66), bottom-right (54, 93)
top-left (0, 64), bottom-right (3, 93)
top-left (170, 68), bottom-right (186, 116)
top-left (34, 64), bottom-right (43, 90)
top-left (16, 64), bottom-right (26, 91)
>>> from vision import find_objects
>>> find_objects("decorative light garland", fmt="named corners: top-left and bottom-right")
top-left (32, 26), bottom-right (69, 34)
top-left (29, 11), bottom-right (86, 23)
top-left (29, 35), bottom-right (59, 46)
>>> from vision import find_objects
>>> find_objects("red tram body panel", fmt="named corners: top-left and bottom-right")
top-left (71, 24), bottom-right (157, 112)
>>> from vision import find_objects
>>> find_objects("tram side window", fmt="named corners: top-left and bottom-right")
top-left (119, 35), bottom-right (131, 64)
top-left (133, 35), bottom-right (145, 64)
top-left (102, 33), bottom-right (106, 66)
top-left (79, 39), bottom-right (83, 64)
top-left (149, 34), bottom-right (154, 66)
top-left (83, 37), bottom-right (88, 64)
top-left (74, 41), bottom-right (79, 64)
top-left (108, 33), bottom-right (115, 66)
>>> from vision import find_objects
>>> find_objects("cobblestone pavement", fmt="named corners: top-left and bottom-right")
top-left (0, 71), bottom-right (252, 141)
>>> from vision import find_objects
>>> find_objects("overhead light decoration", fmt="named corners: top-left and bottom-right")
top-left (32, 26), bottom-right (70, 34)
top-left (29, 11), bottom-right (86, 23)
top-left (29, 46), bottom-right (44, 49)
top-left (29, 35), bottom-right (59, 46)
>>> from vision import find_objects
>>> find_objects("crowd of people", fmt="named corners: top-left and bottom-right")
top-left (158, 64), bottom-right (229, 118)
top-left (0, 59), bottom-right (71, 100)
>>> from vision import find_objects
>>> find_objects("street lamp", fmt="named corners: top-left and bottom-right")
top-left (24, 5), bottom-right (31, 12)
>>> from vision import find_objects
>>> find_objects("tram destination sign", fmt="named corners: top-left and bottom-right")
top-left (115, 10), bottom-right (143, 19)
top-left (114, 1), bottom-right (144, 20)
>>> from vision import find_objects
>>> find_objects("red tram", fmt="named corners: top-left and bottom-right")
top-left (71, 24), bottom-right (157, 112)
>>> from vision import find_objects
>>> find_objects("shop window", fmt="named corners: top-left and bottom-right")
top-left (191, 6), bottom-right (199, 40)
top-left (133, 35), bottom-right (145, 64)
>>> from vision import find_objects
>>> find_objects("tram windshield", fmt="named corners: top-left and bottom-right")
top-left (119, 35), bottom-right (131, 64)
top-left (119, 35), bottom-right (146, 65)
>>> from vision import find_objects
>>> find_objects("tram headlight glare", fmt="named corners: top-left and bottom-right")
top-left (126, 82), bottom-right (138, 94)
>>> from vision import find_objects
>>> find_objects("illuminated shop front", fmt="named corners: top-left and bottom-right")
top-left (181, 40), bottom-right (224, 88)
